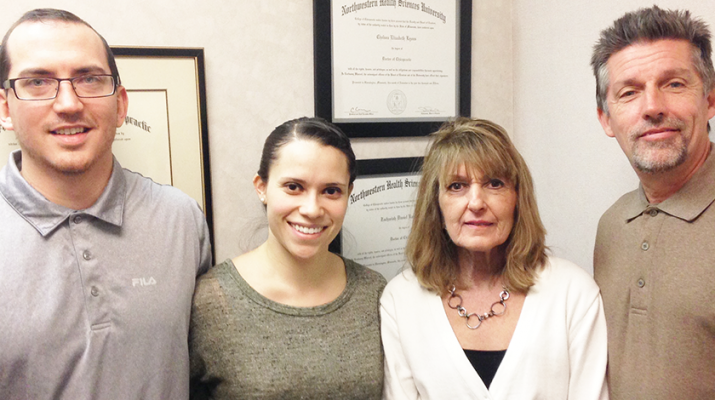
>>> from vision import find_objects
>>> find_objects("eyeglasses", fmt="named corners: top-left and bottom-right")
top-left (2, 74), bottom-right (117, 101)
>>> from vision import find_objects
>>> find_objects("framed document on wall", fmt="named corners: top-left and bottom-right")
top-left (314, 0), bottom-right (472, 137)
top-left (111, 47), bottom-right (213, 242)
top-left (331, 157), bottom-right (423, 279)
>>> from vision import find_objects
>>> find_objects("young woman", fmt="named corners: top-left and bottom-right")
top-left (189, 117), bottom-right (386, 400)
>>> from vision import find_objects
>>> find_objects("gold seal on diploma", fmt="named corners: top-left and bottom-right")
top-left (387, 89), bottom-right (407, 115)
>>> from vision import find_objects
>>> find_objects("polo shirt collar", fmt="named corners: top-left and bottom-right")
top-left (0, 150), bottom-right (126, 236)
top-left (624, 143), bottom-right (715, 223)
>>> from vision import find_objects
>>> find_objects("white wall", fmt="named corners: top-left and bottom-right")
top-left (512, 0), bottom-right (715, 273)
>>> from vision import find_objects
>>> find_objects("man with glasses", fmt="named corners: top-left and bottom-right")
top-left (0, 9), bottom-right (211, 399)
top-left (5, 75), bottom-right (118, 101)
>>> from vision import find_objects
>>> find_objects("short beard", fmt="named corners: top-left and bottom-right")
top-left (628, 116), bottom-right (688, 174)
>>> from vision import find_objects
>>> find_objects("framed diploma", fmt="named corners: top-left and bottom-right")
top-left (110, 47), bottom-right (213, 242)
top-left (314, 0), bottom-right (472, 137)
top-left (331, 157), bottom-right (423, 279)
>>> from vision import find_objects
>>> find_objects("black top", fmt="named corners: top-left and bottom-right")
top-left (463, 349), bottom-right (507, 389)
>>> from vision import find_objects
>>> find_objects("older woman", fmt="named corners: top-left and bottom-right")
top-left (381, 118), bottom-right (608, 399)
top-left (189, 117), bottom-right (386, 399)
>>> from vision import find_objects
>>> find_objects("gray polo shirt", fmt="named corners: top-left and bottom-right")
top-left (0, 150), bottom-right (212, 400)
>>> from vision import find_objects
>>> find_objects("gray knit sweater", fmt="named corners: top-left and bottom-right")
top-left (189, 258), bottom-right (386, 399)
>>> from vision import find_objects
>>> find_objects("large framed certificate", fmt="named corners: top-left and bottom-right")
top-left (314, 0), bottom-right (472, 137)
top-left (331, 157), bottom-right (423, 279)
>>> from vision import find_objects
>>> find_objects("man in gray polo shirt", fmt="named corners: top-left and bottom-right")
top-left (0, 9), bottom-right (212, 399)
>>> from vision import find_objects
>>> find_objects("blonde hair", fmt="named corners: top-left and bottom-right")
top-left (406, 118), bottom-right (547, 295)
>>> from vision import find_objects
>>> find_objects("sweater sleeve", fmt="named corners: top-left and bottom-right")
top-left (189, 269), bottom-right (226, 400)
top-left (380, 285), bottom-right (421, 400)
top-left (567, 288), bottom-right (609, 400)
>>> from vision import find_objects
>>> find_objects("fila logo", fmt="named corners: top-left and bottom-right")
top-left (132, 277), bottom-right (157, 287)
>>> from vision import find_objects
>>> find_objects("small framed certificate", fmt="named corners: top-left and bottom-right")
top-left (111, 47), bottom-right (214, 243)
top-left (331, 157), bottom-right (423, 279)
top-left (314, 0), bottom-right (472, 137)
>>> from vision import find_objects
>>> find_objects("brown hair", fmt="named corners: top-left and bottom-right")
top-left (406, 118), bottom-right (547, 295)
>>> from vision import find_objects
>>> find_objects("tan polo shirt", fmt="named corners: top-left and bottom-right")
top-left (594, 145), bottom-right (715, 400)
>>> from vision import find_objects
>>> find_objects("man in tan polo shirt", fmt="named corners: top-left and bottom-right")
top-left (591, 6), bottom-right (715, 399)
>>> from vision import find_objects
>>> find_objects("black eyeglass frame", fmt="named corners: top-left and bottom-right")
top-left (1, 74), bottom-right (119, 101)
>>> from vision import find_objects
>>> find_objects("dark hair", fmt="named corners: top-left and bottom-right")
top-left (406, 118), bottom-right (547, 295)
top-left (1, 8), bottom-right (121, 84)
top-left (591, 5), bottom-right (714, 113)
top-left (257, 117), bottom-right (357, 185)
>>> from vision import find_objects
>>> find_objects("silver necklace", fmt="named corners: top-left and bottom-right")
top-left (447, 285), bottom-right (510, 330)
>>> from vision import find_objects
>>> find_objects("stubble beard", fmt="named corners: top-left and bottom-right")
top-left (17, 128), bottom-right (115, 177)
top-left (628, 117), bottom-right (689, 174)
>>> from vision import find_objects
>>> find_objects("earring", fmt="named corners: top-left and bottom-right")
top-left (260, 197), bottom-right (266, 204)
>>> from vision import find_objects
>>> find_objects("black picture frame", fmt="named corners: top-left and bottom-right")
top-left (314, 0), bottom-right (472, 138)
top-left (111, 47), bottom-right (214, 254)
top-left (330, 156), bottom-right (423, 254)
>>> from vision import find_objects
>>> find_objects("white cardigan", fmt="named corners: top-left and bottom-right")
top-left (380, 257), bottom-right (608, 400)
